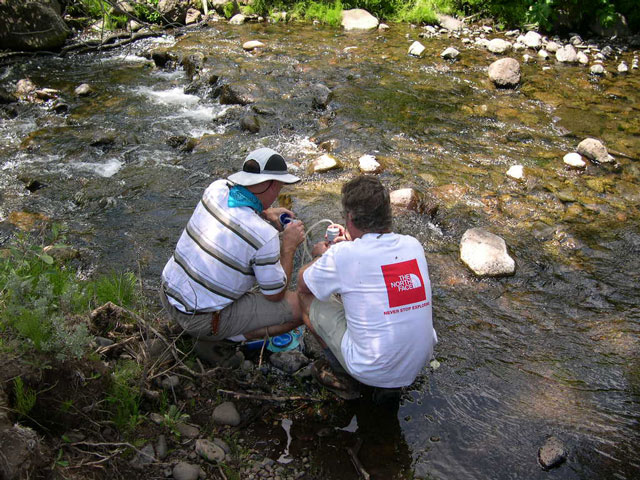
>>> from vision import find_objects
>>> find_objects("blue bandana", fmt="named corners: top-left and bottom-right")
top-left (228, 185), bottom-right (263, 213)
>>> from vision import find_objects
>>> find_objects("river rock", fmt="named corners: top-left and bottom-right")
top-left (408, 41), bottom-right (426, 57)
top-left (243, 40), bottom-right (265, 51)
top-left (311, 83), bottom-right (332, 109)
top-left (556, 45), bottom-right (578, 63)
top-left (488, 58), bottom-right (521, 88)
top-left (229, 14), bottom-right (246, 25)
top-left (538, 436), bottom-right (566, 470)
top-left (537, 49), bottom-right (549, 60)
top-left (0, 0), bottom-right (69, 51)
top-left (577, 138), bottom-right (614, 164)
top-left (74, 83), bottom-right (93, 96)
top-left (590, 64), bottom-right (605, 75)
top-left (545, 41), bottom-right (561, 53)
top-left (577, 51), bottom-right (589, 65)
top-left (212, 401), bottom-right (241, 426)
top-left (341, 9), bottom-right (379, 31)
top-left (218, 83), bottom-right (255, 105)
top-left (173, 462), bottom-right (201, 480)
top-left (522, 31), bottom-right (542, 49)
top-left (563, 152), bottom-right (586, 168)
top-left (156, 434), bottom-right (168, 460)
top-left (460, 228), bottom-right (515, 277)
top-left (618, 62), bottom-right (629, 73)
top-left (358, 154), bottom-right (382, 173)
top-left (390, 188), bottom-right (419, 211)
top-left (506, 165), bottom-right (523, 179)
top-left (270, 350), bottom-right (309, 373)
top-left (176, 422), bottom-right (200, 439)
top-left (16, 79), bottom-right (37, 99)
top-left (441, 47), bottom-right (460, 60)
top-left (195, 439), bottom-right (226, 463)
top-left (240, 114), bottom-right (260, 133)
top-left (185, 8), bottom-right (201, 25)
top-left (487, 38), bottom-right (511, 54)
top-left (157, 0), bottom-right (190, 25)
top-left (312, 154), bottom-right (341, 172)
top-left (437, 14), bottom-right (463, 32)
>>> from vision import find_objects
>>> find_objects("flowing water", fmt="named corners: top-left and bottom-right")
top-left (1, 22), bottom-right (638, 479)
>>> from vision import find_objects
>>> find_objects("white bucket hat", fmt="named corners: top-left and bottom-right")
top-left (227, 148), bottom-right (300, 186)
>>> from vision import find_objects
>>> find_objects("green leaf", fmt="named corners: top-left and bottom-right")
top-left (39, 254), bottom-right (54, 265)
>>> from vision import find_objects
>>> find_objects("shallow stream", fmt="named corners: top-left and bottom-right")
top-left (0, 21), bottom-right (638, 479)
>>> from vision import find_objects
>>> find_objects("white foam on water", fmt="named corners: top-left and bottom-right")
top-left (109, 53), bottom-right (150, 63)
top-left (137, 86), bottom-right (200, 106)
top-left (75, 158), bottom-right (123, 177)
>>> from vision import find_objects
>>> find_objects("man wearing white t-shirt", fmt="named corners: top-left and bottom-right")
top-left (297, 176), bottom-right (437, 399)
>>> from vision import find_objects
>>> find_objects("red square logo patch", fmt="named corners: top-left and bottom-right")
top-left (381, 259), bottom-right (427, 308)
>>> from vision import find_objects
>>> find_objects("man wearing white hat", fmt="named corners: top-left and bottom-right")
top-left (160, 148), bottom-right (305, 363)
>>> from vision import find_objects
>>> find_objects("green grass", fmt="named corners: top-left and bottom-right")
top-left (107, 359), bottom-right (143, 433)
top-left (305, 0), bottom-right (344, 26)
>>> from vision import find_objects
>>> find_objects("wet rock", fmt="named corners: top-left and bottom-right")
top-left (545, 41), bottom-right (561, 53)
top-left (590, 64), bottom-right (605, 75)
top-left (556, 45), bottom-right (578, 63)
top-left (173, 461), bottom-right (201, 480)
top-left (0, 424), bottom-right (50, 480)
top-left (378, 23), bottom-right (390, 31)
top-left (312, 154), bottom-right (341, 172)
top-left (537, 49), bottom-right (549, 60)
top-left (522, 31), bottom-right (542, 49)
top-left (182, 53), bottom-right (205, 81)
top-left (618, 62), bottom-right (629, 73)
top-left (341, 9), bottom-right (379, 31)
top-left (487, 38), bottom-right (511, 54)
top-left (577, 138), bottom-right (614, 164)
top-left (506, 165), bottom-right (523, 180)
top-left (390, 188), bottom-right (419, 211)
top-left (311, 83), bottom-right (332, 109)
top-left (212, 401), bottom-right (241, 426)
top-left (0, 87), bottom-right (15, 104)
top-left (408, 41), bottom-right (426, 57)
top-left (185, 8), bottom-right (201, 25)
top-left (460, 228), bottom-right (515, 277)
top-left (577, 52), bottom-right (589, 65)
top-left (43, 244), bottom-right (79, 261)
top-left (488, 58), bottom-right (521, 88)
top-left (130, 443), bottom-right (155, 469)
top-left (218, 83), bottom-right (255, 105)
top-left (7, 211), bottom-right (49, 231)
top-left (563, 152), bottom-right (586, 168)
top-left (229, 14), bottom-right (246, 25)
top-left (538, 436), bottom-right (566, 470)
top-left (270, 350), bottom-right (309, 373)
top-left (74, 83), bottom-right (93, 96)
top-left (196, 438), bottom-right (226, 462)
top-left (243, 40), bottom-right (265, 51)
top-left (358, 154), bottom-right (382, 173)
top-left (16, 79), bottom-right (37, 99)
top-left (441, 47), bottom-right (460, 60)
top-left (240, 114), bottom-right (260, 133)
top-left (151, 49), bottom-right (177, 68)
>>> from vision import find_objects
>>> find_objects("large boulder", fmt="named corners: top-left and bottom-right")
top-left (157, 0), bottom-right (190, 25)
top-left (0, 0), bottom-right (69, 51)
top-left (437, 14), bottom-right (463, 32)
top-left (341, 9), bottom-right (379, 31)
top-left (488, 58), bottom-right (521, 88)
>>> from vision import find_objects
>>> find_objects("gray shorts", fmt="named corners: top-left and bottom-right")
top-left (309, 296), bottom-right (348, 371)
top-left (160, 289), bottom-right (293, 340)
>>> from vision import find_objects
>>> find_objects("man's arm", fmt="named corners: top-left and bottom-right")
top-left (263, 220), bottom-right (305, 302)
top-left (296, 241), bottom-right (329, 295)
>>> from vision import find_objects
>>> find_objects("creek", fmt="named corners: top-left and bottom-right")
top-left (0, 21), bottom-right (638, 479)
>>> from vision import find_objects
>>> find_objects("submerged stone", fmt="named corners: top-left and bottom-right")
top-left (538, 436), bottom-right (566, 470)
top-left (408, 41), bottom-right (426, 57)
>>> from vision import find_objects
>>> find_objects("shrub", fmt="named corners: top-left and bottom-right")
top-left (305, 0), bottom-right (344, 26)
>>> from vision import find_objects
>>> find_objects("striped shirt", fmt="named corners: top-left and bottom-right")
top-left (161, 179), bottom-right (286, 313)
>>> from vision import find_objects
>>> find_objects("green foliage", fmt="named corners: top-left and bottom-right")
top-left (223, 1), bottom-right (237, 19)
top-left (394, 0), bottom-right (440, 24)
top-left (107, 360), bottom-right (142, 433)
top-left (13, 377), bottom-right (37, 418)
top-left (162, 404), bottom-right (190, 437)
top-left (305, 1), bottom-right (344, 26)
top-left (91, 271), bottom-right (138, 308)
top-left (133, 0), bottom-right (162, 23)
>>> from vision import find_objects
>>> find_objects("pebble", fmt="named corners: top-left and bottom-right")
top-left (506, 165), bottom-right (524, 180)
top-left (563, 152), bottom-right (586, 168)
top-left (212, 401), bottom-right (241, 426)
top-left (538, 436), bottom-right (567, 470)
top-left (173, 462), bottom-right (201, 480)
top-left (590, 64), bottom-right (605, 75)
top-left (358, 154), bottom-right (382, 173)
top-left (408, 41), bottom-right (426, 57)
top-left (195, 438), bottom-right (226, 463)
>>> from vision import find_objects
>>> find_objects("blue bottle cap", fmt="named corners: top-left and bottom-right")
top-left (279, 213), bottom-right (292, 225)
top-left (271, 333), bottom-right (293, 348)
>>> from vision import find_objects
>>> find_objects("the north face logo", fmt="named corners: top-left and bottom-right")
top-left (381, 259), bottom-right (427, 308)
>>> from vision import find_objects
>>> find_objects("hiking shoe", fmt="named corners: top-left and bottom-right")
top-left (311, 358), bottom-right (360, 400)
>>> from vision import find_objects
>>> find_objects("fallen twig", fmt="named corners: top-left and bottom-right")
top-left (218, 389), bottom-right (321, 403)
top-left (347, 438), bottom-right (370, 480)
top-left (609, 149), bottom-right (638, 161)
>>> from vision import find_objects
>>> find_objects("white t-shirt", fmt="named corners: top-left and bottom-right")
top-left (303, 233), bottom-right (437, 388)
top-left (162, 180), bottom-right (286, 313)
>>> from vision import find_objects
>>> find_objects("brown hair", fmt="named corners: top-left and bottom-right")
top-left (341, 175), bottom-right (392, 233)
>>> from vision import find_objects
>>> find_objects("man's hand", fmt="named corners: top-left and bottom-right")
top-left (326, 223), bottom-right (350, 243)
top-left (311, 241), bottom-right (329, 257)
top-left (262, 207), bottom-right (294, 230)
top-left (282, 219), bottom-right (305, 251)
